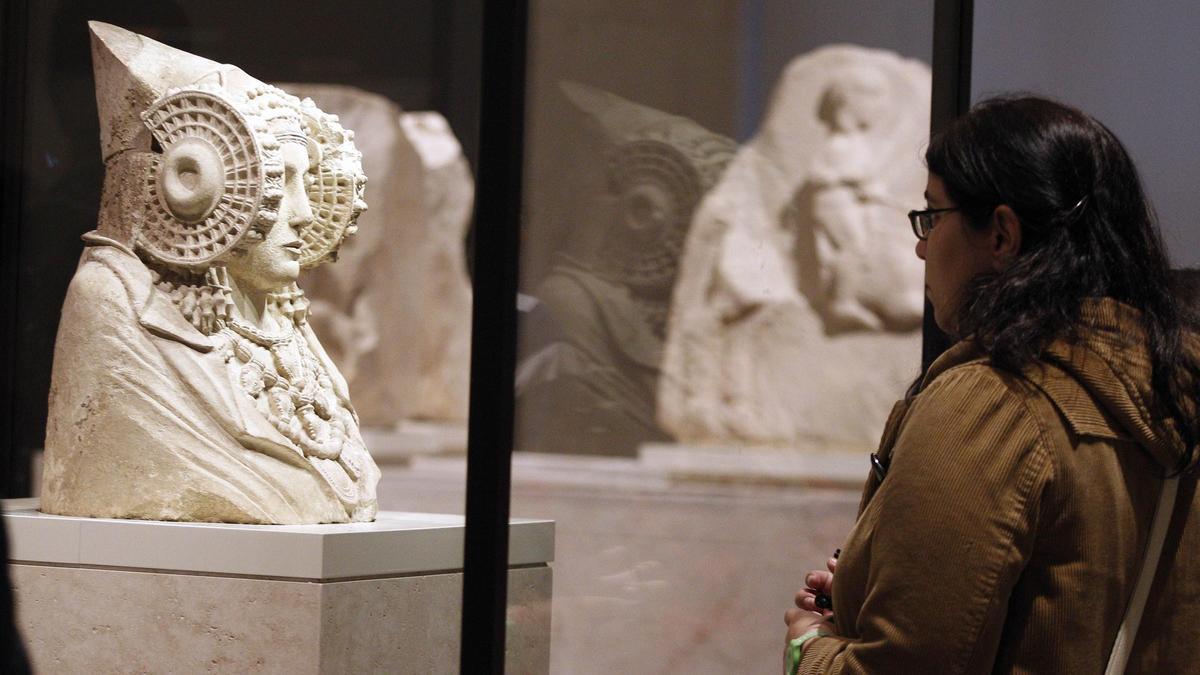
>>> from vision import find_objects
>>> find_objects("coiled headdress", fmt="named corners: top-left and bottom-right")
top-left (90, 22), bottom-right (367, 271)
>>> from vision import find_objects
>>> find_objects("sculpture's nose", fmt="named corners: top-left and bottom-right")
top-left (290, 196), bottom-right (314, 230)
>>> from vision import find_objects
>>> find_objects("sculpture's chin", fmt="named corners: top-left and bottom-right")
top-left (279, 268), bottom-right (301, 285)
top-left (267, 260), bottom-right (302, 287)
top-left (233, 269), bottom-right (301, 295)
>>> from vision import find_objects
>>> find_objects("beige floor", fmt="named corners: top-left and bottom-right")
top-left (378, 452), bottom-right (862, 674)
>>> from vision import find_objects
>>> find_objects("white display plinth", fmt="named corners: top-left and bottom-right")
top-left (3, 499), bottom-right (553, 674)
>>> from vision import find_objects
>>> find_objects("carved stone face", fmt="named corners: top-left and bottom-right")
top-left (224, 142), bottom-right (314, 293)
top-left (819, 68), bottom-right (888, 134)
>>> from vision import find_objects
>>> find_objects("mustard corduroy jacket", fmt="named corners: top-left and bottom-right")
top-left (799, 299), bottom-right (1200, 674)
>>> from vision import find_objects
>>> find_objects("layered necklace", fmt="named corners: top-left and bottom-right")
top-left (152, 263), bottom-right (368, 510)
top-left (218, 288), bottom-right (367, 498)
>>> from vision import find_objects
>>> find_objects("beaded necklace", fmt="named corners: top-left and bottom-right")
top-left (221, 296), bottom-right (353, 466)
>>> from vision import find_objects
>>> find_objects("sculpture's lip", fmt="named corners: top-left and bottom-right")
top-left (283, 241), bottom-right (303, 255)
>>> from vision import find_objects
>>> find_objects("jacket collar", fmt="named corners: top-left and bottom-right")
top-left (1045, 299), bottom-right (1194, 473)
top-left (919, 298), bottom-right (1195, 473)
top-left (919, 338), bottom-right (987, 390)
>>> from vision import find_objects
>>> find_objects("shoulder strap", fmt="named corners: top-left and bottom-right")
top-left (1104, 475), bottom-right (1180, 674)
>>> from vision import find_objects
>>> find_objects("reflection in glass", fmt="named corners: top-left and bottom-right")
top-left (513, 2), bottom-right (936, 669)
top-left (516, 83), bottom-right (736, 456)
top-left (288, 85), bottom-right (475, 433)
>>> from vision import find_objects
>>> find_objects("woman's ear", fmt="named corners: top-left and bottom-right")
top-left (990, 205), bottom-right (1022, 270)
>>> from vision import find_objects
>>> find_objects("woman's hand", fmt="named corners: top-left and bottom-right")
top-left (793, 554), bottom-right (838, 616)
top-left (784, 606), bottom-right (832, 640)
top-left (783, 608), bottom-right (831, 675)
top-left (783, 554), bottom-right (841, 673)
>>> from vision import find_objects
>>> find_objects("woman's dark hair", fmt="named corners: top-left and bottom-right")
top-left (925, 94), bottom-right (1199, 472)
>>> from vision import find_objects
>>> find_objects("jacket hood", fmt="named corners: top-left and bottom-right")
top-left (926, 298), bottom-right (1199, 474)
top-left (1044, 299), bottom-right (1198, 473)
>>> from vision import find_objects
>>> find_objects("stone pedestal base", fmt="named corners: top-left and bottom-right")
top-left (3, 499), bottom-right (553, 674)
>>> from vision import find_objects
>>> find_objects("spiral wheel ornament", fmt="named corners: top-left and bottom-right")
top-left (297, 104), bottom-right (368, 268)
top-left (301, 159), bottom-right (361, 267)
top-left (604, 140), bottom-right (703, 288)
top-left (140, 90), bottom-right (266, 267)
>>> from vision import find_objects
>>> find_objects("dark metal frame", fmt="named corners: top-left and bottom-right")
top-left (0, 0), bottom-right (30, 499)
top-left (1, 4), bottom-right (34, 671)
top-left (923, 0), bottom-right (975, 370)
top-left (459, 1), bottom-right (528, 672)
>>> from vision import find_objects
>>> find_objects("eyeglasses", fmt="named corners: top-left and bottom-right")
top-left (907, 207), bottom-right (960, 240)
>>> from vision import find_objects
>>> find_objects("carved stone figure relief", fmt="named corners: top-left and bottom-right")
top-left (40, 23), bottom-right (380, 524)
top-left (280, 85), bottom-right (474, 427)
top-left (659, 45), bottom-right (931, 449)
top-left (515, 83), bottom-right (736, 456)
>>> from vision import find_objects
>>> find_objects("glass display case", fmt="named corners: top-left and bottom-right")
top-left (506, 2), bottom-right (938, 671)
top-left (0, 1), bottom-right (977, 671)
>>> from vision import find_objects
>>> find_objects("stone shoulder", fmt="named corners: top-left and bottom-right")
top-left (63, 250), bottom-right (141, 317)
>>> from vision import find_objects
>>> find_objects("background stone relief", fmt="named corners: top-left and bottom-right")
top-left (659, 44), bottom-right (931, 450)
top-left (516, 45), bottom-right (930, 457)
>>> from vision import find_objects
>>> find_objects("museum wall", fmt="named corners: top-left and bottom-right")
top-left (972, 0), bottom-right (1200, 267)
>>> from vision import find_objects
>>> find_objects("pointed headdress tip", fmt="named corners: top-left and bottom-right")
top-left (88, 20), bottom-right (132, 43)
top-left (89, 22), bottom-right (243, 160)
top-left (87, 21), bottom-right (151, 67)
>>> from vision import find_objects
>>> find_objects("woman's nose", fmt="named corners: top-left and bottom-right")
top-left (915, 238), bottom-right (927, 261)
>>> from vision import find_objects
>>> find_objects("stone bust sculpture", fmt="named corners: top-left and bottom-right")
top-left (39, 23), bottom-right (380, 524)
